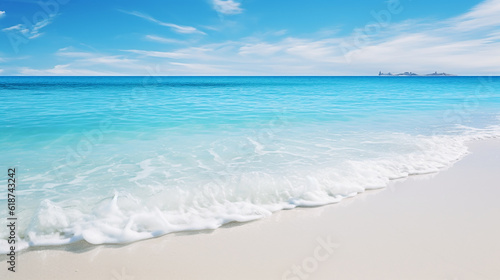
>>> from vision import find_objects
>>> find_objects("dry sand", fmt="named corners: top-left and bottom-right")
top-left (2, 139), bottom-right (500, 280)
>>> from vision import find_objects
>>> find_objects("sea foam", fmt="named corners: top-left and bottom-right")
top-left (1, 125), bottom-right (499, 253)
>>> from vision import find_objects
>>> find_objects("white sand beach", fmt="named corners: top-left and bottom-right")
top-left (2, 139), bottom-right (500, 280)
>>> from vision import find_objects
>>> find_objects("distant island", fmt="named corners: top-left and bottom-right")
top-left (378, 71), bottom-right (456, 76)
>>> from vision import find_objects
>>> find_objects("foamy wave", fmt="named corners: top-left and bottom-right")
top-left (1, 125), bottom-right (499, 253)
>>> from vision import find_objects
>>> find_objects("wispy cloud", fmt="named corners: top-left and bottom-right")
top-left (169, 62), bottom-right (225, 72)
top-left (84, 56), bottom-right (137, 65)
top-left (145, 35), bottom-right (186, 44)
top-left (448, 0), bottom-right (500, 31)
top-left (8, 0), bottom-right (500, 76)
top-left (18, 65), bottom-right (123, 76)
top-left (212, 0), bottom-right (243, 15)
top-left (123, 46), bottom-right (216, 61)
top-left (19, 47), bottom-right (151, 76)
top-left (56, 48), bottom-right (94, 58)
top-left (2, 16), bottom-right (53, 39)
top-left (119, 10), bottom-right (206, 35)
top-left (121, 0), bottom-right (500, 75)
top-left (234, 0), bottom-right (500, 75)
top-left (239, 43), bottom-right (284, 56)
top-left (123, 49), bottom-right (190, 59)
top-left (54, 47), bottom-right (140, 70)
top-left (0, 10), bottom-right (5, 17)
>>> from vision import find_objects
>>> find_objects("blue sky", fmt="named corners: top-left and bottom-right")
top-left (0, 0), bottom-right (499, 75)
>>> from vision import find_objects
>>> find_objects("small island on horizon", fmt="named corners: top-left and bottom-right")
top-left (378, 71), bottom-right (457, 76)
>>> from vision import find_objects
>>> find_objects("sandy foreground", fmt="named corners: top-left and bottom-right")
top-left (1, 139), bottom-right (500, 280)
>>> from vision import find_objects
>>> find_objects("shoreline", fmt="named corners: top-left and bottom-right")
top-left (2, 138), bottom-right (500, 279)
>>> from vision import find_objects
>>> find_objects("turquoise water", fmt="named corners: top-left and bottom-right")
top-left (1, 76), bottom-right (500, 251)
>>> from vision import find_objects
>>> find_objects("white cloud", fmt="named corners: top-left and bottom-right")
top-left (123, 46), bottom-right (216, 61)
top-left (229, 0), bottom-right (500, 75)
top-left (273, 30), bottom-right (288, 36)
top-left (120, 10), bottom-right (206, 35)
top-left (164, 23), bottom-right (203, 34)
top-left (110, 1), bottom-right (500, 75)
top-left (84, 56), bottom-right (136, 65)
top-left (123, 49), bottom-right (190, 59)
top-left (169, 62), bottom-right (227, 73)
top-left (8, 0), bottom-right (500, 76)
top-left (56, 48), bottom-right (94, 58)
top-left (19, 48), bottom-right (146, 75)
top-left (450, 0), bottom-right (500, 31)
top-left (200, 25), bottom-right (221, 31)
top-left (285, 39), bottom-right (341, 62)
top-left (2, 24), bottom-right (31, 37)
top-left (0, 11), bottom-right (5, 17)
top-left (342, 34), bottom-right (500, 74)
top-left (145, 35), bottom-right (185, 44)
top-left (212, 0), bottom-right (243, 15)
top-left (2, 16), bottom-right (53, 39)
top-left (18, 65), bottom-right (122, 76)
top-left (239, 43), bottom-right (284, 56)
top-left (2, 24), bottom-right (22, 32)
top-left (54, 48), bottom-right (141, 73)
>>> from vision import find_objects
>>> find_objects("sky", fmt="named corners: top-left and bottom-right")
top-left (0, 0), bottom-right (499, 75)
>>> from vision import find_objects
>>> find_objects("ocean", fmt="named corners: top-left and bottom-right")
top-left (1, 76), bottom-right (500, 252)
